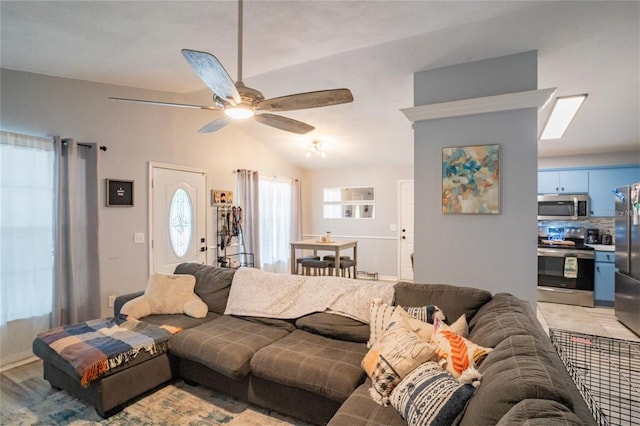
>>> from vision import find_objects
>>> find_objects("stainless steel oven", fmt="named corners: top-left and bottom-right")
top-left (537, 226), bottom-right (595, 307)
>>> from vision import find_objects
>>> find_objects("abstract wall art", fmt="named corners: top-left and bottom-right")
top-left (442, 144), bottom-right (500, 214)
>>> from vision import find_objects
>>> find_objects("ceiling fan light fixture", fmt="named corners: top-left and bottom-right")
top-left (225, 105), bottom-right (255, 119)
top-left (306, 140), bottom-right (326, 158)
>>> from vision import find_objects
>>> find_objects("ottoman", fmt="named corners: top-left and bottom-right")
top-left (32, 318), bottom-right (177, 417)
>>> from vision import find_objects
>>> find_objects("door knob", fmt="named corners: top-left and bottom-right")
top-left (200, 247), bottom-right (207, 252)
top-left (402, 236), bottom-right (406, 240)
top-left (402, 229), bottom-right (406, 232)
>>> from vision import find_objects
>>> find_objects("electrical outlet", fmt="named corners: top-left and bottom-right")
top-left (108, 295), bottom-right (116, 307)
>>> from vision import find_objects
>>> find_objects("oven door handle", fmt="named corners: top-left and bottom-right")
top-left (573, 196), bottom-right (578, 220)
top-left (537, 248), bottom-right (594, 259)
top-left (539, 287), bottom-right (580, 294)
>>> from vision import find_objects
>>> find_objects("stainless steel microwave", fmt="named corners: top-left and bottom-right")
top-left (538, 194), bottom-right (589, 220)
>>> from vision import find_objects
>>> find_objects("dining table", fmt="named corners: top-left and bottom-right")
top-left (290, 239), bottom-right (358, 275)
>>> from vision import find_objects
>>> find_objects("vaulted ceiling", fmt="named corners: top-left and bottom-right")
top-left (2, 1), bottom-right (638, 169)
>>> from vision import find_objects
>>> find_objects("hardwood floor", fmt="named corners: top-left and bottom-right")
top-left (2, 302), bottom-right (637, 418)
top-left (537, 302), bottom-right (640, 342)
top-left (0, 359), bottom-right (56, 415)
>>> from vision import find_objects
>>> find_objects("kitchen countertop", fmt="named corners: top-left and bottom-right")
top-left (586, 244), bottom-right (615, 252)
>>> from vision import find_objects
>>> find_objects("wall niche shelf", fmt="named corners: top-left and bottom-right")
top-left (400, 87), bottom-right (557, 123)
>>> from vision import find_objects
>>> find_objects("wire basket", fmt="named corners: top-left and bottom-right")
top-left (218, 252), bottom-right (254, 269)
top-left (549, 328), bottom-right (640, 425)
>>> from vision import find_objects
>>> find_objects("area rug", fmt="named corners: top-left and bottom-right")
top-left (1, 380), bottom-right (309, 425)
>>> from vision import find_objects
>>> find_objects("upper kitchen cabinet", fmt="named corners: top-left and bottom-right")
top-left (538, 170), bottom-right (589, 194)
top-left (588, 166), bottom-right (640, 217)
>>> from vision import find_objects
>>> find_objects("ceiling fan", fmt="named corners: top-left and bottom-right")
top-left (109, 0), bottom-right (353, 135)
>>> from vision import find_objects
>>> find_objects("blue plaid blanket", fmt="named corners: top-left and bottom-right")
top-left (37, 318), bottom-right (178, 386)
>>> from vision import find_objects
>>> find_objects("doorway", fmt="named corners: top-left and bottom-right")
top-left (398, 180), bottom-right (414, 281)
top-left (149, 163), bottom-right (208, 274)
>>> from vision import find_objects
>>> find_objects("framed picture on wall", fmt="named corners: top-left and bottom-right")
top-left (106, 179), bottom-right (134, 207)
top-left (442, 144), bottom-right (500, 214)
top-left (211, 190), bottom-right (234, 206)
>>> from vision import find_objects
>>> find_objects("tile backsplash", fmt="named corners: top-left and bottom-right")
top-left (538, 218), bottom-right (615, 243)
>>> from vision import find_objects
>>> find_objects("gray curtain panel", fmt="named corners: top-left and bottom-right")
top-left (236, 169), bottom-right (260, 268)
top-left (53, 137), bottom-right (101, 326)
top-left (291, 178), bottom-right (303, 258)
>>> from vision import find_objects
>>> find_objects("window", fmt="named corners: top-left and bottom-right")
top-left (1, 134), bottom-right (55, 323)
top-left (259, 175), bottom-right (293, 273)
top-left (168, 188), bottom-right (193, 258)
top-left (1, 132), bottom-right (55, 367)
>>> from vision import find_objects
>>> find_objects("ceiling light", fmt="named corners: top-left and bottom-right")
top-left (225, 105), bottom-right (254, 119)
top-left (540, 94), bottom-right (587, 140)
top-left (306, 140), bottom-right (326, 158)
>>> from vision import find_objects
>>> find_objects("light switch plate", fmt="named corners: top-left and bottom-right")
top-left (389, 224), bottom-right (397, 232)
top-left (134, 232), bottom-right (145, 244)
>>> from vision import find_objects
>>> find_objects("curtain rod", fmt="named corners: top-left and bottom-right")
top-left (61, 139), bottom-right (107, 151)
top-left (232, 169), bottom-right (299, 182)
top-left (78, 143), bottom-right (107, 151)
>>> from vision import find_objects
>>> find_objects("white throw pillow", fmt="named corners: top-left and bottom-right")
top-left (121, 273), bottom-right (207, 319)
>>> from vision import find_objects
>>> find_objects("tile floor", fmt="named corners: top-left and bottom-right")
top-left (537, 301), bottom-right (640, 342)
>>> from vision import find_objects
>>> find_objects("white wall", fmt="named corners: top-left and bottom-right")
top-left (304, 166), bottom-right (413, 279)
top-left (1, 69), bottom-right (303, 317)
top-left (413, 52), bottom-right (538, 305)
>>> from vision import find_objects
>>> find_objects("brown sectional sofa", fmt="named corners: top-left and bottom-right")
top-left (41, 262), bottom-right (595, 424)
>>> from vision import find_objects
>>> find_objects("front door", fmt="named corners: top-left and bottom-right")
top-left (150, 163), bottom-right (207, 274)
top-left (398, 180), bottom-right (414, 281)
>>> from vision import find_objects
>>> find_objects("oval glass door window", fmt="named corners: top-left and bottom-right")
top-left (169, 188), bottom-right (193, 258)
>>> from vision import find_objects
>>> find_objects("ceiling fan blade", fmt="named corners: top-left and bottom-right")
top-left (198, 117), bottom-right (232, 133)
top-left (109, 97), bottom-right (218, 110)
top-left (181, 49), bottom-right (242, 104)
top-left (256, 88), bottom-right (353, 112)
top-left (254, 113), bottom-right (315, 134)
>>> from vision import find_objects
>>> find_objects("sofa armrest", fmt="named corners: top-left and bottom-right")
top-left (114, 291), bottom-right (144, 317)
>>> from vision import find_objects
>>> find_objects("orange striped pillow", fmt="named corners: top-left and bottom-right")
top-left (430, 317), bottom-right (492, 378)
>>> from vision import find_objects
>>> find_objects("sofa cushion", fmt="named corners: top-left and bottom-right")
top-left (394, 281), bottom-right (492, 323)
top-left (250, 329), bottom-right (368, 403)
top-left (328, 380), bottom-right (405, 426)
top-left (140, 312), bottom-right (219, 330)
top-left (174, 263), bottom-right (236, 314)
top-left (295, 312), bottom-right (369, 343)
top-left (496, 399), bottom-right (584, 425)
top-left (460, 334), bottom-right (576, 426)
top-left (169, 315), bottom-right (289, 380)
top-left (389, 361), bottom-right (477, 426)
top-left (235, 315), bottom-right (297, 332)
top-left (468, 293), bottom-right (547, 347)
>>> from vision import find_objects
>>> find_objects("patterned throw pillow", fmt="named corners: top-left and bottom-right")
top-left (362, 311), bottom-right (437, 405)
top-left (430, 317), bottom-right (492, 378)
top-left (390, 361), bottom-right (477, 426)
top-left (368, 299), bottom-right (445, 347)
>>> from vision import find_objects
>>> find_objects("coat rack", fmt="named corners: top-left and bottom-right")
top-left (216, 205), bottom-right (253, 268)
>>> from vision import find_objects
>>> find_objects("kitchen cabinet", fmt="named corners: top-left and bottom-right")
top-left (594, 250), bottom-right (615, 306)
top-left (588, 166), bottom-right (640, 217)
top-left (538, 170), bottom-right (589, 194)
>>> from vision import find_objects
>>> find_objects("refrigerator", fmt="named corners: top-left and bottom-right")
top-left (615, 183), bottom-right (640, 336)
